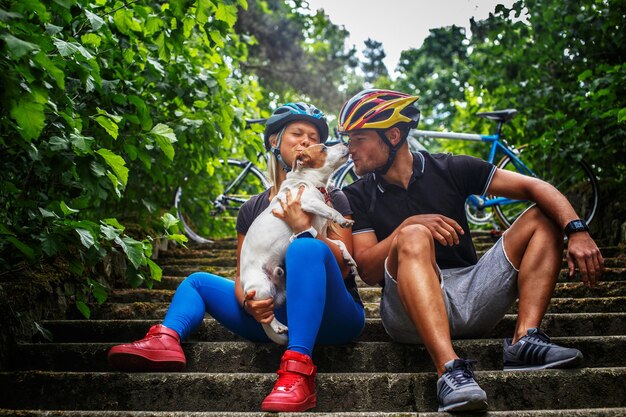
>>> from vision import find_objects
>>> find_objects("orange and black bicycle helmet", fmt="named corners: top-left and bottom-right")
top-left (338, 89), bottom-right (420, 174)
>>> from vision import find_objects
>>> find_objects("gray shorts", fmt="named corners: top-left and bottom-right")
top-left (380, 236), bottom-right (519, 344)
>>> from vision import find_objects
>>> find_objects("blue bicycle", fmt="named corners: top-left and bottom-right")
top-left (330, 109), bottom-right (599, 229)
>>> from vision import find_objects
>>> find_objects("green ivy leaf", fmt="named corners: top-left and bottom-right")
top-left (215, 3), bottom-right (238, 27)
top-left (161, 212), bottom-right (179, 230)
top-left (95, 115), bottom-right (119, 139)
top-left (168, 233), bottom-right (189, 244)
top-left (85, 9), bottom-right (104, 31)
top-left (44, 23), bottom-right (64, 35)
top-left (75, 228), bottom-right (95, 248)
top-left (100, 223), bottom-right (121, 240)
top-left (618, 107), bottom-right (626, 124)
top-left (81, 33), bottom-right (101, 48)
top-left (119, 236), bottom-right (145, 269)
top-left (97, 148), bottom-right (129, 187)
top-left (113, 9), bottom-right (142, 35)
top-left (53, 38), bottom-right (93, 59)
top-left (103, 218), bottom-right (125, 232)
top-left (60, 201), bottom-right (79, 215)
top-left (1, 34), bottom-right (39, 58)
top-left (146, 258), bottom-right (162, 282)
top-left (70, 132), bottom-right (95, 155)
top-left (196, 0), bottom-right (214, 24)
top-left (89, 279), bottom-right (108, 304)
top-left (10, 98), bottom-right (45, 141)
top-left (76, 301), bottom-right (91, 319)
top-left (149, 123), bottom-right (177, 161)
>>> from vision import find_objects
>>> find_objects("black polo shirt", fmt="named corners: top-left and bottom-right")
top-left (343, 151), bottom-right (496, 269)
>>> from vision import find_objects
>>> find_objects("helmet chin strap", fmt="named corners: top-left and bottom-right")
top-left (271, 127), bottom-right (291, 172)
top-left (374, 130), bottom-right (406, 176)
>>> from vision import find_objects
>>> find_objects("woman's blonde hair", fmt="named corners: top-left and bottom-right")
top-left (266, 132), bottom-right (281, 193)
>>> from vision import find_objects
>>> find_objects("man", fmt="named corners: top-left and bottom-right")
top-left (339, 89), bottom-right (603, 412)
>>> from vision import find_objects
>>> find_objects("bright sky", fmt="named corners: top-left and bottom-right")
top-left (306, 0), bottom-right (515, 76)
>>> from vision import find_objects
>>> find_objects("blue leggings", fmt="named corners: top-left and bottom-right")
top-left (162, 238), bottom-right (366, 357)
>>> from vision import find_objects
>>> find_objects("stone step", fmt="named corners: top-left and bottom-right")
top-left (2, 409), bottom-right (626, 417)
top-left (85, 297), bottom-right (626, 320)
top-left (0, 368), bottom-right (624, 412)
top-left (154, 267), bottom-right (626, 284)
top-left (156, 253), bottom-right (626, 270)
top-left (13, 336), bottom-right (626, 373)
top-left (108, 281), bottom-right (626, 304)
top-left (39, 313), bottom-right (626, 343)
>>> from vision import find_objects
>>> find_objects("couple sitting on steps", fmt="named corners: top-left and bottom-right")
top-left (108, 89), bottom-right (603, 413)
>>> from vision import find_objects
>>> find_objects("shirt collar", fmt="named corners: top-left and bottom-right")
top-left (373, 151), bottom-right (426, 193)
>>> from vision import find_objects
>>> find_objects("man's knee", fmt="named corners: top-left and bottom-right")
top-left (395, 224), bottom-right (434, 258)
top-left (517, 206), bottom-right (561, 237)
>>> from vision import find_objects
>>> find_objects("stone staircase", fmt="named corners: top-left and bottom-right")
top-left (1, 232), bottom-right (625, 416)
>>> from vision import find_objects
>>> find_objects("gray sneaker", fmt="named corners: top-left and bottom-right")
top-left (436, 359), bottom-right (488, 412)
top-left (503, 328), bottom-right (583, 371)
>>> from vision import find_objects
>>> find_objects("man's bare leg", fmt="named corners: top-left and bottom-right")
top-left (502, 207), bottom-right (563, 343)
top-left (387, 224), bottom-right (457, 376)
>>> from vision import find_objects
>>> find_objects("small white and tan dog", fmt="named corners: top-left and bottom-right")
top-left (239, 143), bottom-right (356, 345)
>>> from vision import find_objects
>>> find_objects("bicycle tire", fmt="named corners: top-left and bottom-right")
top-left (331, 160), bottom-right (360, 189)
top-left (175, 159), bottom-right (271, 243)
top-left (493, 148), bottom-right (599, 228)
top-left (464, 200), bottom-right (494, 226)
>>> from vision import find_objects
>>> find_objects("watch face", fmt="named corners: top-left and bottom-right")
top-left (572, 220), bottom-right (584, 229)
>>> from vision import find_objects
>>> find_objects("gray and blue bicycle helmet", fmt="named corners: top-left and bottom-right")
top-left (264, 102), bottom-right (329, 171)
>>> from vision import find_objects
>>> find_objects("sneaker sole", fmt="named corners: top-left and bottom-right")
top-left (108, 351), bottom-right (186, 372)
top-left (438, 398), bottom-right (488, 412)
top-left (503, 352), bottom-right (583, 371)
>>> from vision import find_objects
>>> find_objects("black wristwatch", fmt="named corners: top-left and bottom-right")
top-left (564, 219), bottom-right (589, 237)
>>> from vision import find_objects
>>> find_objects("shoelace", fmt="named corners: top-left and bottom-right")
top-left (526, 329), bottom-right (553, 345)
top-left (447, 359), bottom-right (478, 387)
top-left (274, 370), bottom-right (303, 391)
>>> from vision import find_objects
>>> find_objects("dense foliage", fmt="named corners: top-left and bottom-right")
top-left (0, 0), bottom-right (261, 315)
top-left (393, 0), bottom-right (625, 182)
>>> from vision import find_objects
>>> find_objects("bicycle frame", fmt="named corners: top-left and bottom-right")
top-left (411, 127), bottom-right (533, 211)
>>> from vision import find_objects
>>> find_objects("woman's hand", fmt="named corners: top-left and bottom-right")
top-left (243, 290), bottom-right (275, 324)
top-left (272, 185), bottom-right (314, 233)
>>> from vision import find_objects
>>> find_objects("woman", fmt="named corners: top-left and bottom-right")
top-left (107, 102), bottom-right (366, 413)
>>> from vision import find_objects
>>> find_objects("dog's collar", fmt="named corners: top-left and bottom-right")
top-left (317, 187), bottom-right (331, 205)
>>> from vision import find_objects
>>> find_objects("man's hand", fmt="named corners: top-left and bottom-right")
top-left (401, 214), bottom-right (465, 246)
top-left (566, 232), bottom-right (604, 287)
top-left (243, 290), bottom-right (275, 324)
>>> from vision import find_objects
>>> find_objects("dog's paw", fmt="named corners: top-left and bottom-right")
top-left (338, 218), bottom-right (355, 228)
top-left (271, 321), bottom-right (289, 335)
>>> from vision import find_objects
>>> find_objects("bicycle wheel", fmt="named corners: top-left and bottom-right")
top-left (493, 148), bottom-right (599, 228)
top-left (331, 160), bottom-right (360, 189)
top-left (175, 159), bottom-right (270, 243)
top-left (464, 199), bottom-right (494, 226)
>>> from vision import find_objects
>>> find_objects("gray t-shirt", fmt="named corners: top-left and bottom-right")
top-left (236, 187), bottom-right (362, 306)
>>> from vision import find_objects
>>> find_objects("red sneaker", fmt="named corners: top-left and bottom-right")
top-left (107, 324), bottom-right (186, 371)
top-left (261, 350), bottom-right (317, 412)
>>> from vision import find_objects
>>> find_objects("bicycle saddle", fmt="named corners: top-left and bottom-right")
top-left (246, 118), bottom-right (268, 127)
top-left (476, 109), bottom-right (518, 122)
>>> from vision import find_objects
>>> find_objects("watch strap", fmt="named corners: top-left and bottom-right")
top-left (564, 219), bottom-right (589, 237)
